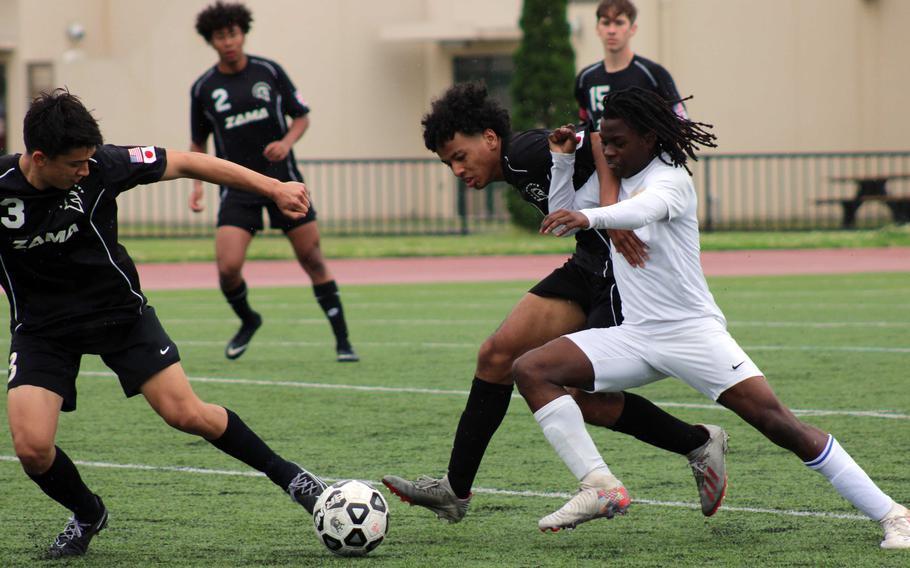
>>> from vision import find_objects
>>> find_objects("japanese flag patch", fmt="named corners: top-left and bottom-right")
top-left (128, 146), bottom-right (157, 164)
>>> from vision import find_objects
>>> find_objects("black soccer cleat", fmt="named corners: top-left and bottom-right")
top-left (336, 345), bottom-right (360, 363)
top-left (225, 313), bottom-right (262, 360)
top-left (47, 496), bottom-right (109, 559)
top-left (287, 466), bottom-right (327, 514)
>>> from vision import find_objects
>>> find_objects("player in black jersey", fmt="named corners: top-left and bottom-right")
top-left (575, 0), bottom-right (687, 130)
top-left (190, 2), bottom-right (356, 362)
top-left (382, 82), bottom-right (727, 523)
top-left (3, 90), bottom-right (327, 559)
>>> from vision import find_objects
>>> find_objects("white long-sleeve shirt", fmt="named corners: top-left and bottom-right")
top-left (566, 154), bottom-right (725, 325)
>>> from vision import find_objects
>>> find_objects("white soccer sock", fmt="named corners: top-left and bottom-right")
top-left (533, 395), bottom-right (611, 481)
top-left (804, 434), bottom-right (894, 521)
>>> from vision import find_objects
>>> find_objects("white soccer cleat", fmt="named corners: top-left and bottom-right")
top-left (880, 502), bottom-right (910, 549)
top-left (687, 424), bottom-right (729, 516)
top-left (538, 473), bottom-right (631, 532)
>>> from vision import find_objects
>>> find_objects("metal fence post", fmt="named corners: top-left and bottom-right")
top-left (703, 155), bottom-right (714, 232)
top-left (457, 181), bottom-right (468, 235)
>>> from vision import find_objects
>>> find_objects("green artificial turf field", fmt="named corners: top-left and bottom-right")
top-left (0, 273), bottom-right (907, 567)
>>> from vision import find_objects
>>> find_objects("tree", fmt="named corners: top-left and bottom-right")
top-left (507, 0), bottom-right (577, 230)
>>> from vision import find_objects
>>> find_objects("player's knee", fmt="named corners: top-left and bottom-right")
top-left (158, 403), bottom-right (209, 435)
top-left (511, 352), bottom-right (548, 393)
top-left (298, 249), bottom-right (326, 276)
top-left (476, 334), bottom-right (519, 380)
top-left (13, 437), bottom-right (55, 472)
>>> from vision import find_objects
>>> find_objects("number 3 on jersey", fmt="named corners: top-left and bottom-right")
top-left (212, 88), bottom-right (232, 112)
top-left (1, 198), bottom-right (24, 229)
top-left (8, 352), bottom-right (17, 382)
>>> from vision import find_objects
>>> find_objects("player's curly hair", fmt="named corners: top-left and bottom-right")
top-left (602, 87), bottom-right (716, 174)
top-left (421, 82), bottom-right (510, 152)
top-left (24, 88), bottom-right (103, 158)
top-left (195, 1), bottom-right (253, 41)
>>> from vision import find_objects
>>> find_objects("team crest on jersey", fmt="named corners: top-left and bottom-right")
top-left (252, 81), bottom-right (271, 103)
top-left (63, 188), bottom-right (84, 213)
top-left (520, 182), bottom-right (547, 202)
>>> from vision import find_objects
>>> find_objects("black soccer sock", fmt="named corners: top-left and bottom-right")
top-left (313, 281), bottom-right (351, 350)
top-left (27, 446), bottom-right (104, 523)
top-left (446, 378), bottom-right (514, 499)
top-left (609, 392), bottom-right (709, 456)
top-left (222, 280), bottom-right (258, 323)
top-left (209, 408), bottom-right (300, 490)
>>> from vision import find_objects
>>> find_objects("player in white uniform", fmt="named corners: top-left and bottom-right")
top-left (512, 87), bottom-right (909, 549)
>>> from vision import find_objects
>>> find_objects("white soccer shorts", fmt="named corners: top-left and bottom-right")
top-left (565, 316), bottom-right (763, 401)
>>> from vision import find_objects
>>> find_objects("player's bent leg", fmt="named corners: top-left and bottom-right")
top-left (216, 226), bottom-right (262, 360)
top-left (476, 293), bottom-right (586, 383)
top-left (8, 386), bottom-right (108, 558)
top-left (140, 363), bottom-right (327, 513)
top-left (140, 363), bottom-right (227, 438)
top-left (8, 385), bottom-right (63, 472)
top-left (383, 294), bottom-right (587, 521)
top-left (717, 376), bottom-right (827, 460)
top-left (286, 223), bottom-right (358, 362)
top-left (513, 337), bottom-right (595, 412)
top-left (720, 376), bottom-right (905, 546)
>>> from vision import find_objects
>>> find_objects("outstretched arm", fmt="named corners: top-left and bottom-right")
top-left (164, 150), bottom-right (309, 218)
top-left (541, 191), bottom-right (670, 236)
top-left (188, 141), bottom-right (207, 213)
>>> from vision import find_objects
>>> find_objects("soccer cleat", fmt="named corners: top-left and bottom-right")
top-left (880, 502), bottom-right (910, 549)
top-left (225, 313), bottom-right (262, 360)
top-left (381, 474), bottom-right (471, 523)
top-left (47, 496), bottom-right (109, 559)
top-left (687, 424), bottom-right (729, 517)
top-left (287, 466), bottom-right (328, 514)
top-left (336, 346), bottom-right (360, 363)
top-left (538, 473), bottom-right (631, 532)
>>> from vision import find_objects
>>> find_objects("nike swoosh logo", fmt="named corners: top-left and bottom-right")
top-left (225, 345), bottom-right (246, 357)
top-left (159, 346), bottom-right (171, 355)
top-left (732, 361), bottom-right (745, 370)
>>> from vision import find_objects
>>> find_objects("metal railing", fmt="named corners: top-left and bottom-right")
top-left (115, 151), bottom-right (910, 237)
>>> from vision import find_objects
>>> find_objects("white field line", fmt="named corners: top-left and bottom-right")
top-left (78, 371), bottom-right (910, 420)
top-left (128, 316), bottom-right (910, 332)
top-left (0, 456), bottom-right (867, 522)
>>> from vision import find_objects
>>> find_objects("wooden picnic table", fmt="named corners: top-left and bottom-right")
top-left (815, 174), bottom-right (910, 228)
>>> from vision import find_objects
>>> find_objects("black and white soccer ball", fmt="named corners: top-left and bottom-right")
top-left (312, 480), bottom-right (389, 557)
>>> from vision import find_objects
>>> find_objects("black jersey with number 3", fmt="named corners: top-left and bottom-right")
top-left (0, 145), bottom-right (166, 336)
top-left (501, 128), bottom-right (611, 259)
top-left (190, 55), bottom-right (309, 203)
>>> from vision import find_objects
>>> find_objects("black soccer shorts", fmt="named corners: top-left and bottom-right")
top-left (217, 190), bottom-right (317, 234)
top-left (529, 254), bottom-right (623, 329)
top-left (6, 307), bottom-right (181, 412)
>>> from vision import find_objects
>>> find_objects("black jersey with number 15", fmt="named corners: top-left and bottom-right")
top-left (0, 145), bottom-right (166, 336)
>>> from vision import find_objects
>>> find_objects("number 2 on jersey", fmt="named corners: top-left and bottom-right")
top-left (212, 88), bottom-right (232, 112)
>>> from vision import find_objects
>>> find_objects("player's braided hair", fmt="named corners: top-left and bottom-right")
top-left (421, 82), bottom-right (510, 152)
top-left (602, 87), bottom-right (716, 174)
top-left (24, 88), bottom-right (103, 157)
top-left (195, 1), bottom-right (253, 41)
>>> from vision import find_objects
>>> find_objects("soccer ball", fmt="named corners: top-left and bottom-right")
top-left (312, 480), bottom-right (389, 556)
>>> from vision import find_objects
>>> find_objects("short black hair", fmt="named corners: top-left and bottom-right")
top-left (195, 1), bottom-right (253, 41)
top-left (24, 89), bottom-right (103, 158)
top-left (597, 0), bottom-right (638, 23)
top-left (421, 82), bottom-right (510, 152)
top-left (602, 87), bottom-right (716, 174)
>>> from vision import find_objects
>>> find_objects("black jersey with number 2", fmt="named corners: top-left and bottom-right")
top-left (500, 127), bottom-right (610, 258)
top-left (190, 55), bottom-right (309, 202)
top-left (0, 145), bottom-right (166, 336)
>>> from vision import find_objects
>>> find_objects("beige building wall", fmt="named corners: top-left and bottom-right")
top-left (0, 0), bottom-right (906, 158)
top-left (0, 0), bottom-right (906, 227)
